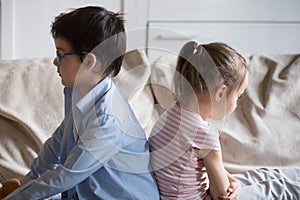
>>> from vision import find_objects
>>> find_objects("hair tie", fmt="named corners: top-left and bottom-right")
top-left (193, 41), bottom-right (200, 54)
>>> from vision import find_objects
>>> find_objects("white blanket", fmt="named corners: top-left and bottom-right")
top-left (221, 54), bottom-right (300, 172)
top-left (0, 58), bottom-right (64, 180)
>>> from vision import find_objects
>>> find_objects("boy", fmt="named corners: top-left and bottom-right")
top-left (4, 6), bottom-right (159, 200)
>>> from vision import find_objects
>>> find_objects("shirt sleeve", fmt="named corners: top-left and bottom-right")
top-left (6, 115), bottom-right (121, 200)
top-left (192, 124), bottom-right (221, 152)
top-left (21, 120), bottom-right (65, 185)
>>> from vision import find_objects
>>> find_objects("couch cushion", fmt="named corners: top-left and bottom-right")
top-left (150, 54), bottom-right (177, 110)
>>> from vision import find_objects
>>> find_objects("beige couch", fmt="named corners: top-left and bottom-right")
top-left (0, 50), bottom-right (299, 185)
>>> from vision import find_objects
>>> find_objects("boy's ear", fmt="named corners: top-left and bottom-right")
top-left (83, 53), bottom-right (97, 70)
top-left (215, 84), bottom-right (227, 102)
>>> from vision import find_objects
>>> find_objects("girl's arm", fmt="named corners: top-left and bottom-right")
top-left (200, 149), bottom-right (230, 199)
top-left (220, 171), bottom-right (241, 200)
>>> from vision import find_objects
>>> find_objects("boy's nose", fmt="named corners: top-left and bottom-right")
top-left (53, 58), bottom-right (58, 67)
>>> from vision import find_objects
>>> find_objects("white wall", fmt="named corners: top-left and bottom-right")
top-left (1, 0), bottom-right (14, 60)
top-left (0, 0), bottom-right (122, 60)
top-left (123, 0), bottom-right (148, 52)
top-left (0, 2), bottom-right (1, 59)
top-left (1, 0), bottom-right (300, 60)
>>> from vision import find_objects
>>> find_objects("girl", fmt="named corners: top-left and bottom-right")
top-left (149, 41), bottom-right (300, 199)
top-left (149, 41), bottom-right (246, 199)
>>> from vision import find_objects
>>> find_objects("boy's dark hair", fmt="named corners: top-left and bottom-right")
top-left (51, 6), bottom-right (126, 77)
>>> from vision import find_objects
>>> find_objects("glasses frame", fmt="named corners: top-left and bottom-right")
top-left (56, 51), bottom-right (88, 65)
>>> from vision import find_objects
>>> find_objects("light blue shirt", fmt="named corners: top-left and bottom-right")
top-left (6, 77), bottom-right (159, 200)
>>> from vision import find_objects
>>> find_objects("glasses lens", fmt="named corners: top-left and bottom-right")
top-left (56, 54), bottom-right (61, 65)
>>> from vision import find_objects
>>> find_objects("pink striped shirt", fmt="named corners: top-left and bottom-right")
top-left (149, 104), bottom-right (221, 200)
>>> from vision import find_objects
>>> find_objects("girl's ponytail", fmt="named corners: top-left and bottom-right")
top-left (174, 41), bottom-right (206, 106)
top-left (176, 41), bottom-right (195, 69)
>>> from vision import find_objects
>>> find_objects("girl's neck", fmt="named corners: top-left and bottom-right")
top-left (181, 90), bottom-right (212, 120)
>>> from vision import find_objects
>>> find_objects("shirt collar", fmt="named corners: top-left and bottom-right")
top-left (75, 76), bottom-right (112, 115)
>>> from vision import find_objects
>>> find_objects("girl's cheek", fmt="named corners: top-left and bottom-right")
top-left (228, 101), bottom-right (237, 115)
top-left (233, 101), bottom-right (238, 111)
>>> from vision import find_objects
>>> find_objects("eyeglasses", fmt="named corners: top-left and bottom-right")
top-left (56, 51), bottom-right (88, 65)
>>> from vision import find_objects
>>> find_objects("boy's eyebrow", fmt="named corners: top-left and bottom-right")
top-left (56, 47), bottom-right (64, 51)
top-left (56, 47), bottom-right (68, 52)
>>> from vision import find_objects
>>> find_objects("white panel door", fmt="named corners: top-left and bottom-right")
top-left (147, 22), bottom-right (300, 61)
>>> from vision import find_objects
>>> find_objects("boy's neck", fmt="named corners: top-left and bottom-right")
top-left (79, 74), bottom-right (105, 96)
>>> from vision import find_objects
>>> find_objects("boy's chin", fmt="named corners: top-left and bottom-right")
top-left (61, 80), bottom-right (74, 88)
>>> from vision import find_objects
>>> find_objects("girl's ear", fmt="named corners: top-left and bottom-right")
top-left (215, 84), bottom-right (227, 102)
top-left (83, 53), bottom-right (98, 71)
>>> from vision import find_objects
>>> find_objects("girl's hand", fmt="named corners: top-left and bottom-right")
top-left (219, 173), bottom-right (241, 200)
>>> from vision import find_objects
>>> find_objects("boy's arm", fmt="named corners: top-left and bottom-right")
top-left (21, 120), bottom-right (65, 185)
top-left (5, 115), bottom-right (121, 200)
top-left (5, 128), bottom-right (106, 200)
top-left (201, 149), bottom-right (230, 199)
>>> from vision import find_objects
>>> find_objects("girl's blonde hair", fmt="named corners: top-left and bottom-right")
top-left (174, 41), bottom-right (248, 99)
